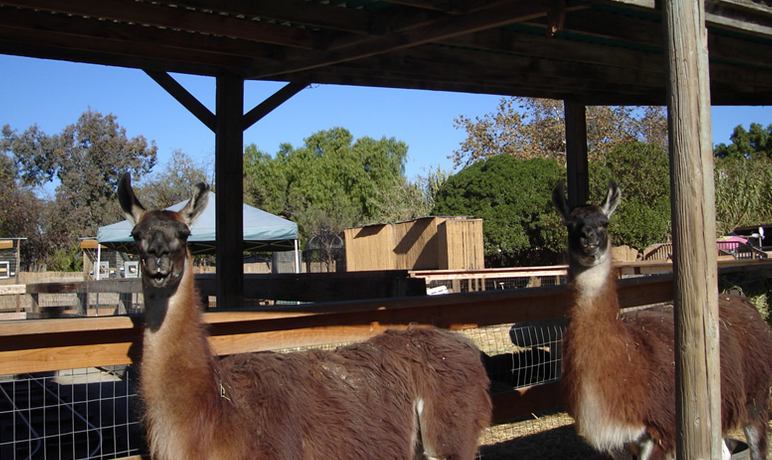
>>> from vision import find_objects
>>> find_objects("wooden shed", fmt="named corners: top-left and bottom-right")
top-left (344, 217), bottom-right (484, 271)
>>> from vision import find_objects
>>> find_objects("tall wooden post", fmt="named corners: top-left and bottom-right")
top-left (663, 1), bottom-right (721, 458)
top-left (215, 74), bottom-right (244, 307)
top-left (564, 99), bottom-right (589, 208)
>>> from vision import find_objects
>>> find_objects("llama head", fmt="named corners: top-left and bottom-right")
top-left (553, 181), bottom-right (620, 269)
top-left (118, 173), bottom-right (209, 289)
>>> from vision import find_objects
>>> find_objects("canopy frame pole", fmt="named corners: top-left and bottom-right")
top-left (294, 240), bottom-right (301, 274)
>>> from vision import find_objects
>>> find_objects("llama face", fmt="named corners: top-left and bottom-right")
top-left (130, 211), bottom-right (191, 288)
top-left (553, 182), bottom-right (621, 268)
top-left (117, 172), bottom-right (208, 289)
top-left (565, 206), bottom-right (611, 267)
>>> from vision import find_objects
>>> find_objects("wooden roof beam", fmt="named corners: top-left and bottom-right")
top-left (0, 24), bottom-right (249, 72)
top-left (250, 0), bottom-right (587, 79)
top-left (155, 0), bottom-right (375, 35)
top-left (0, 6), bottom-right (284, 62)
top-left (243, 81), bottom-right (308, 130)
top-left (145, 71), bottom-right (216, 132)
top-left (1, 0), bottom-right (323, 49)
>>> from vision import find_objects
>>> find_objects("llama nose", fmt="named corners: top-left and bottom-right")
top-left (582, 230), bottom-right (599, 247)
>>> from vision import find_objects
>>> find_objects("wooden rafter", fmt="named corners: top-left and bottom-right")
top-left (0, 6), bottom-right (284, 61)
top-left (145, 71), bottom-right (216, 132)
top-left (1, 0), bottom-right (324, 49)
top-left (250, 0), bottom-right (588, 79)
top-left (243, 81), bottom-right (308, 130)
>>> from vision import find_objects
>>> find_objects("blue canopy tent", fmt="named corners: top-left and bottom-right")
top-left (96, 191), bottom-right (300, 273)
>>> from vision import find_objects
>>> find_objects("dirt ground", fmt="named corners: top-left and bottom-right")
top-left (478, 413), bottom-right (772, 459)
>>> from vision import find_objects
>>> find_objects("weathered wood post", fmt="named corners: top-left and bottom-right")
top-left (663, 0), bottom-right (722, 458)
top-left (564, 99), bottom-right (589, 209)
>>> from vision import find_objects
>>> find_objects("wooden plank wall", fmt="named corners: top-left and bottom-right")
top-left (392, 217), bottom-right (442, 270)
top-left (438, 219), bottom-right (485, 269)
top-left (343, 224), bottom-right (395, 271)
top-left (344, 217), bottom-right (484, 271)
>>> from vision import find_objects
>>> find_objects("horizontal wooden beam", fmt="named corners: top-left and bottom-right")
top-left (161, 0), bottom-right (375, 35)
top-left (252, 1), bottom-right (586, 79)
top-left (145, 70), bottom-right (217, 131)
top-left (0, 274), bottom-right (681, 375)
top-left (0, 284), bottom-right (25, 295)
top-left (2, 0), bottom-right (322, 49)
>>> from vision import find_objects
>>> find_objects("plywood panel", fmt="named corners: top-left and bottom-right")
top-left (439, 219), bottom-right (484, 270)
top-left (343, 224), bottom-right (395, 271)
top-left (392, 217), bottom-right (443, 270)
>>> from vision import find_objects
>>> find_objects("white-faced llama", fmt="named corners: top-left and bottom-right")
top-left (554, 181), bottom-right (772, 460)
top-left (118, 173), bottom-right (491, 460)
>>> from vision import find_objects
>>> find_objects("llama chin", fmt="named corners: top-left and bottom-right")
top-left (118, 173), bottom-right (492, 460)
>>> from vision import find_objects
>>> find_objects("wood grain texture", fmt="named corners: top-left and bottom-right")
top-left (663, 0), bottom-right (722, 457)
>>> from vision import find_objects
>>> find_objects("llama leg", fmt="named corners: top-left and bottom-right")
top-left (743, 395), bottom-right (769, 460)
top-left (744, 421), bottom-right (769, 460)
top-left (416, 398), bottom-right (479, 460)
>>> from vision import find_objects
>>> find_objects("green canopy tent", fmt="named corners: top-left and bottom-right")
top-left (96, 191), bottom-right (300, 275)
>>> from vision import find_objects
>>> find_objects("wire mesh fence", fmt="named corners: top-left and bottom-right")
top-left (0, 320), bottom-right (569, 459)
top-left (0, 367), bottom-right (143, 460)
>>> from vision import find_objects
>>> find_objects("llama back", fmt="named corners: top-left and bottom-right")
top-left (718, 295), bottom-right (772, 428)
top-left (217, 326), bottom-right (491, 459)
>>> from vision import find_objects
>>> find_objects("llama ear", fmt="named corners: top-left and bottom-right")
top-left (179, 182), bottom-right (209, 226)
top-left (552, 182), bottom-right (570, 222)
top-left (600, 181), bottom-right (621, 218)
top-left (118, 173), bottom-right (146, 224)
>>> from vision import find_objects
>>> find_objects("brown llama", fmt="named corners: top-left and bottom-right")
top-left (117, 173), bottom-right (491, 460)
top-left (553, 181), bottom-right (772, 460)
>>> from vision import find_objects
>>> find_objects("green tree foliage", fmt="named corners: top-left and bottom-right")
top-left (591, 142), bottom-right (672, 251)
top-left (432, 155), bottom-right (565, 266)
top-left (2, 111), bottom-right (157, 268)
top-left (0, 153), bottom-right (46, 269)
top-left (137, 150), bottom-right (211, 209)
top-left (714, 123), bottom-right (771, 160)
top-left (452, 98), bottom-right (667, 167)
top-left (244, 127), bottom-right (415, 241)
top-left (714, 155), bottom-right (772, 235)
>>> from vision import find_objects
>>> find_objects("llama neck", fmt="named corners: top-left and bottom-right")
top-left (140, 256), bottom-right (222, 454)
top-left (568, 249), bottom-right (619, 321)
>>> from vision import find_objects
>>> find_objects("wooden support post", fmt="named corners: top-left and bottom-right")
top-left (77, 292), bottom-right (87, 316)
top-left (14, 239), bottom-right (21, 312)
top-left (564, 99), bottom-right (589, 209)
top-left (663, 1), bottom-right (722, 458)
top-left (215, 74), bottom-right (245, 308)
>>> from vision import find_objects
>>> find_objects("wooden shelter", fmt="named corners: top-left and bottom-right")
top-left (344, 216), bottom-right (484, 271)
top-left (2, 0), bottom-right (771, 456)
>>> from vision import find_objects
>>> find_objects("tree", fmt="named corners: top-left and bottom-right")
top-left (432, 155), bottom-right (565, 266)
top-left (2, 111), bottom-right (157, 268)
top-left (138, 150), bottom-right (211, 209)
top-left (714, 155), bottom-right (772, 235)
top-left (591, 141), bottom-right (672, 251)
top-left (452, 97), bottom-right (667, 167)
top-left (244, 127), bottom-right (417, 241)
top-left (0, 152), bottom-right (46, 269)
top-left (714, 123), bottom-right (771, 160)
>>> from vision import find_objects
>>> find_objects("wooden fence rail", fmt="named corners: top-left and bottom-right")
top-left (2, 260), bottom-right (770, 424)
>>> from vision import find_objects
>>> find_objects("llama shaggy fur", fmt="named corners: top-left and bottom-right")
top-left (555, 182), bottom-right (772, 460)
top-left (119, 173), bottom-right (491, 460)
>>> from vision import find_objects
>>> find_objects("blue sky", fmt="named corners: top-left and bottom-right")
top-left (2, 54), bottom-right (771, 187)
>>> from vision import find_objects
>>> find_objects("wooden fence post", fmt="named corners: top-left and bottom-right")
top-left (663, 0), bottom-right (722, 458)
